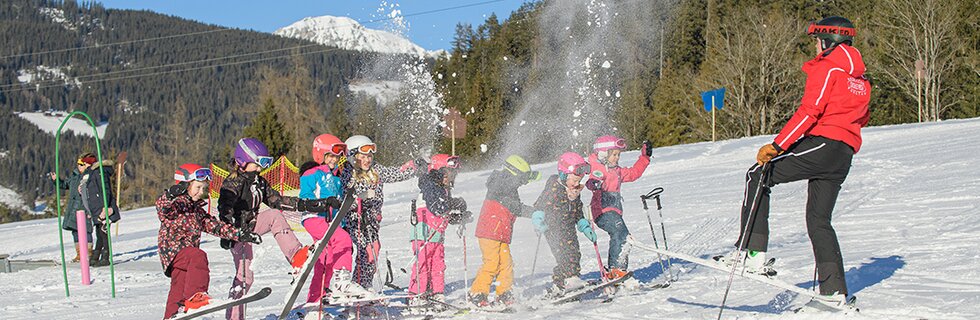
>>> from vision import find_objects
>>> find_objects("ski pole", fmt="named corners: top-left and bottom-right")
top-left (718, 163), bottom-right (770, 320)
top-left (530, 232), bottom-right (542, 276)
top-left (641, 190), bottom-right (669, 281)
top-left (457, 223), bottom-right (468, 290)
top-left (648, 187), bottom-right (675, 279)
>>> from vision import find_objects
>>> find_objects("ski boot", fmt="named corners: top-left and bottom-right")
top-left (496, 291), bottom-right (516, 307)
top-left (183, 291), bottom-right (211, 310)
top-left (713, 250), bottom-right (777, 277)
top-left (796, 293), bottom-right (858, 314)
top-left (606, 268), bottom-right (630, 280)
top-left (327, 269), bottom-right (377, 304)
top-left (468, 292), bottom-right (490, 307)
top-left (290, 245), bottom-right (312, 275)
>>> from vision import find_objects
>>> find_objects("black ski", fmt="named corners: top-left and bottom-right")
top-left (173, 287), bottom-right (272, 320)
top-left (278, 191), bottom-right (357, 320)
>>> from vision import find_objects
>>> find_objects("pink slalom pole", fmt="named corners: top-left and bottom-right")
top-left (76, 210), bottom-right (91, 285)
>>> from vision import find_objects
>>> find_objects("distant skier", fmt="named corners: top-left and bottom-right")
top-left (49, 153), bottom-right (97, 263)
top-left (338, 135), bottom-right (421, 290)
top-left (408, 154), bottom-right (470, 307)
top-left (532, 152), bottom-right (596, 297)
top-left (218, 138), bottom-right (337, 320)
top-left (298, 134), bottom-right (373, 303)
top-left (157, 163), bottom-right (262, 319)
top-left (586, 136), bottom-right (653, 279)
top-left (80, 157), bottom-right (121, 267)
top-left (719, 16), bottom-right (870, 307)
top-left (469, 155), bottom-right (539, 307)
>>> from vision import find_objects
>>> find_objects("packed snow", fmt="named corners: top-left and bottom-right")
top-left (274, 16), bottom-right (444, 59)
top-left (1, 118), bottom-right (979, 319)
top-left (17, 111), bottom-right (108, 139)
top-left (0, 184), bottom-right (30, 211)
top-left (17, 66), bottom-right (82, 87)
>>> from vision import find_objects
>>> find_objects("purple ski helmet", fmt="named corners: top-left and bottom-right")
top-left (234, 138), bottom-right (274, 168)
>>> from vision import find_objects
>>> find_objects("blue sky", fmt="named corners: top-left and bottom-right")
top-left (96, 0), bottom-right (530, 51)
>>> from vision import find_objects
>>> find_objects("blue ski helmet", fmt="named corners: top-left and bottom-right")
top-left (234, 138), bottom-right (274, 168)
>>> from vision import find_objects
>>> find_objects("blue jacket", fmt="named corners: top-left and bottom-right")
top-left (299, 164), bottom-right (344, 221)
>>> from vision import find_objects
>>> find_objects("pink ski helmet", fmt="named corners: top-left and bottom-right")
top-left (593, 135), bottom-right (626, 152)
top-left (557, 152), bottom-right (590, 177)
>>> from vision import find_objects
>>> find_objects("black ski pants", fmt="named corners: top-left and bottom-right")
top-left (735, 136), bottom-right (853, 296)
top-left (544, 223), bottom-right (582, 287)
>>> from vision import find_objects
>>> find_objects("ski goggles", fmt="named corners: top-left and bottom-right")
top-left (254, 156), bottom-right (274, 168)
top-left (593, 138), bottom-right (627, 150)
top-left (325, 143), bottom-right (347, 156)
top-left (568, 163), bottom-right (591, 177)
top-left (806, 22), bottom-right (856, 37)
top-left (354, 143), bottom-right (377, 155)
top-left (175, 168), bottom-right (213, 182)
top-left (505, 162), bottom-right (541, 182)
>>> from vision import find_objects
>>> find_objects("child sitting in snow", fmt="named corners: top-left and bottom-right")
top-left (157, 163), bottom-right (260, 319)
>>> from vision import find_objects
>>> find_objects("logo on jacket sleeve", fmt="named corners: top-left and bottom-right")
top-left (847, 77), bottom-right (867, 96)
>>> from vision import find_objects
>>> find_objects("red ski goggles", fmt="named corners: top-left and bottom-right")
top-left (175, 168), bottom-right (213, 182)
top-left (325, 143), bottom-right (347, 156)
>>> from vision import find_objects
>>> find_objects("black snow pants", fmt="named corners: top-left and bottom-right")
top-left (544, 221), bottom-right (581, 288)
top-left (735, 136), bottom-right (853, 296)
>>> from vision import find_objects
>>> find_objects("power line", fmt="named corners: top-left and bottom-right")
top-left (1, 46), bottom-right (344, 94)
top-left (0, 0), bottom-right (514, 90)
top-left (0, 0), bottom-right (509, 60)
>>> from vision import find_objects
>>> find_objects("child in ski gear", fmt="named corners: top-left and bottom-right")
top-left (50, 153), bottom-right (96, 262)
top-left (470, 155), bottom-right (539, 306)
top-left (533, 152), bottom-right (595, 295)
top-left (339, 135), bottom-right (420, 289)
top-left (219, 138), bottom-right (336, 320)
top-left (81, 158), bottom-right (121, 267)
top-left (299, 134), bottom-right (373, 303)
top-left (409, 154), bottom-right (470, 305)
top-left (586, 136), bottom-right (652, 279)
top-left (728, 16), bottom-right (869, 301)
top-left (158, 163), bottom-right (261, 319)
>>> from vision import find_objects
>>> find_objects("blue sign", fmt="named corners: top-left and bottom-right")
top-left (701, 88), bottom-right (726, 112)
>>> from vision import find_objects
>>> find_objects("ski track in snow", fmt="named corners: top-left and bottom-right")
top-left (2, 119), bottom-right (979, 319)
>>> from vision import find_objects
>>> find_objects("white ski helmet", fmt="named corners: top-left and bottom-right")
top-left (345, 135), bottom-right (376, 157)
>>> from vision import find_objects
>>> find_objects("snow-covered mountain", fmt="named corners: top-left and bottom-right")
top-left (274, 16), bottom-right (444, 59)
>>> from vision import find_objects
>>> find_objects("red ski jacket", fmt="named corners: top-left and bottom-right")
top-left (773, 44), bottom-right (871, 153)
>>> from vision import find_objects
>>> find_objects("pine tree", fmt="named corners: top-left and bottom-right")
top-left (243, 98), bottom-right (293, 157)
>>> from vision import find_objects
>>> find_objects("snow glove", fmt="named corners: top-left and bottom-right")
top-left (531, 211), bottom-right (548, 234)
top-left (577, 218), bottom-right (597, 242)
top-left (166, 183), bottom-right (188, 200)
top-left (448, 210), bottom-right (473, 225)
top-left (756, 143), bottom-right (782, 165)
top-left (297, 196), bottom-right (342, 212)
top-left (449, 197), bottom-right (467, 212)
top-left (236, 230), bottom-right (262, 244)
top-left (642, 140), bottom-right (654, 159)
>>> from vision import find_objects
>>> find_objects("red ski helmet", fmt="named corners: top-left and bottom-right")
top-left (312, 134), bottom-right (346, 164)
top-left (175, 163), bottom-right (212, 185)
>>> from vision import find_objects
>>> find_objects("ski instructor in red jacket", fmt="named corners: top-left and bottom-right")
top-left (723, 16), bottom-right (870, 306)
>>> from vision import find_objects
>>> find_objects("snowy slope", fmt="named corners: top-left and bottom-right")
top-left (0, 184), bottom-right (30, 211)
top-left (274, 16), bottom-right (443, 59)
top-left (16, 111), bottom-right (108, 139)
top-left (2, 118), bottom-right (979, 319)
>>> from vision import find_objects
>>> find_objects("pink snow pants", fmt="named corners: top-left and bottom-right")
top-left (408, 240), bottom-right (446, 295)
top-left (302, 217), bottom-right (354, 303)
top-left (227, 209), bottom-right (304, 320)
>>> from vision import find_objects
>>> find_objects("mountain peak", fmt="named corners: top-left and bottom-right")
top-left (274, 15), bottom-right (444, 59)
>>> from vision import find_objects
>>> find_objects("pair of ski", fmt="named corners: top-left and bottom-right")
top-left (627, 238), bottom-right (855, 312)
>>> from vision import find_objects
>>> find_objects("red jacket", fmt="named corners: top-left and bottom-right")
top-left (475, 170), bottom-right (534, 243)
top-left (773, 44), bottom-right (871, 153)
top-left (586, 152), bottom-right (650, 219)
